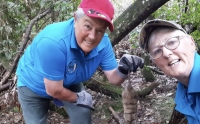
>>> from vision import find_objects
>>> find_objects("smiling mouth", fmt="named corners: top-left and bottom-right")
top-left (85, 40), bottom-right (93, 45)
top-left (168, 59), bottom-right (181, 66)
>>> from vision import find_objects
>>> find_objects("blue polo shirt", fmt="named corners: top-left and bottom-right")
top-left (175, 53), bottom-right (200, 124)
top-left (16, 18), bottom-right (117, 98)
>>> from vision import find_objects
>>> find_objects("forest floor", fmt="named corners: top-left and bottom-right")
top-left (0, 73), bottom-right (177, 124)
top-left (0, 37), bottom-right (180, 124)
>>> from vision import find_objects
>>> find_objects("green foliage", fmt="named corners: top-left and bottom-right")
top-left (102, 83), bottom-right (122, 97)
top-left (191, 30), bottom-right (200, 46)
top-left (152, 0), bottom-right (200, 47)
top-left (0, 0), bottom-right (80, 69)
top-left (141, 65), bottom-right (155, 82)
top-left (128, 29), bottom-right (139, 49)
top-left (12, 107), bottom-right (20, 113)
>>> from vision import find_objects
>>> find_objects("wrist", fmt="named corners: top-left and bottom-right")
top-left (76, 93), bottom-right (79, 102)
top-left (73, 93), bottom-right (79, 103)
top-left (116, 67), bottom-right (128, 79)
top-left (117, 64), bottom-right (129, 75)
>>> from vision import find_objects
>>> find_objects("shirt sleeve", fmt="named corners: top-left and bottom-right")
top-left (33, 38), bottom-right (66, 81)
top-left (99, 35), bottom-right (117, 71)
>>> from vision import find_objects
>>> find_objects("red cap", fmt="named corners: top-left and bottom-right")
top-left (79, 0), bottom-right (114, 32)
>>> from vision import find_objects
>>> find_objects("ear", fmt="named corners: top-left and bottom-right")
top-left (74, 14), bottom-right (76, 21)
top-left (189, 35), bottom-right (196, 50)
top-left (74, 14), bottom-right (77, 28)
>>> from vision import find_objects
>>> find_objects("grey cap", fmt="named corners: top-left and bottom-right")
top-left (139, 19), bottom-right (187, 52)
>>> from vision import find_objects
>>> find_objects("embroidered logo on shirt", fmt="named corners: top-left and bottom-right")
top-left (66, 59), bottom-right (77, 74)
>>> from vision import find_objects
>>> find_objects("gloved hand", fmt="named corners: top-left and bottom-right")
top-left (117, 54), bottom-right (144, 77)
top-left (75, 90), bottom-right (94, 111)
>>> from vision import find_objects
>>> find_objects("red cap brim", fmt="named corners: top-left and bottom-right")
top-left (82, 8), bottom-right (114, 32)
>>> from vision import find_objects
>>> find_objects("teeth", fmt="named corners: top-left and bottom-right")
top-left (169, 59), bottom-right (180, 66)
top-left (85, 40), bottom-right (93, 44)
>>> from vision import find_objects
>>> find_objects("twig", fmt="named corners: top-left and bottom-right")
top-left (146, 66), bottom-right (164, 75)
top-left (136, 82), bottom-right (160, 97)
top-left (0, 83), bottom-right (11, 92)
top-left (108, 107), bottom-right (123, 124)
top-left (9, 75), bottom-right (17, 91)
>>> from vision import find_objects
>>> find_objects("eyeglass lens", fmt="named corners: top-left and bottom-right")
top-left (150, 36), bottom-right (180, 59)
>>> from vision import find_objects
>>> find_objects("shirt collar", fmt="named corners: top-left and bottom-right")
top-left (188, 52), bottom-right (200, 93)
top-left (175, 53), bottom-right (200, 102)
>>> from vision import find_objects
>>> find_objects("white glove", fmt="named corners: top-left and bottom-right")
top-left (76, 90), bottom-right (94, 111)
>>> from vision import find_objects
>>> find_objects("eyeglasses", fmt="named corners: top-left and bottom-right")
top-left (149, 35), bottom-right (187, 60)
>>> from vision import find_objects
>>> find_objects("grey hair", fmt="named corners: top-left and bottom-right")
top-left (74, 8), bottom-right (85, 19)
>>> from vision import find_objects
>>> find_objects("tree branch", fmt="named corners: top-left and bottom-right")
top-left (109, 0), bottom-right (170, 46)
top-left (108, 107), bottom-right (123, 124)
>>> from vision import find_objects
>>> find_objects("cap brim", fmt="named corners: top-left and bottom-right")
top-left (139, 19), bottom-right (187, 51)
top-left (82, 8), bottom-right (114, 32)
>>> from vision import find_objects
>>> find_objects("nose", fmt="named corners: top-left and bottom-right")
top-left (88, 29), bottom-right (96, 40)
top-left (162, 47), bottom-right (173, 58)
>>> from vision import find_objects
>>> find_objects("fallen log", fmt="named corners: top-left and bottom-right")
top-left (84, 77), bottom-right (122, 99)
top-left (85, 77), bottom-right (160, 99)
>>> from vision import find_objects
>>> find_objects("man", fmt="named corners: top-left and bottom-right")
top-left (139, 19), bottom-right (200, 123)
top-left (16, 0), bottom-right (144, 124)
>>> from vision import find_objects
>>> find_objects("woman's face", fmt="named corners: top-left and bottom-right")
top-left (74, 15), bottom-right (107, 54)
top-left (149, 29), bottom-right (196, 80)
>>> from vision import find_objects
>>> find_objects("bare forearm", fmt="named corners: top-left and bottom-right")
top-left (109, 74), bottom-right (126, 86)
top-left (44, 78), bottom-right (77, 102)
top-left (104, 69), bottom-right (126, 86)
top-left (52, 87), bottom-right (77, 102)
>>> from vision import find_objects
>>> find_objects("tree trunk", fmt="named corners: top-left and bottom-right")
top-left (109, 0), bottom-right (170, 46)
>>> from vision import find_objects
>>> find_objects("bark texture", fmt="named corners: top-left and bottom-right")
top-left (109, 0), bottom-right (170, 46)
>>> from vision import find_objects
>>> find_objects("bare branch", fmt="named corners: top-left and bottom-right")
top-left (108, 107), bottom-right (123, 124)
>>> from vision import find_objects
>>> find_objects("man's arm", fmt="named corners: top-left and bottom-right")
top-left (104, 69), bottom-right (126, 86)
top-left (104, 54), bottom-right (144, 86)
top-left (44, 78), bottom-right (77, 102)
top-left (44, 78), bottom-right (95, 110)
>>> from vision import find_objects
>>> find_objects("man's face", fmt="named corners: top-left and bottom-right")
top-left (74, 15), bottom-right (107, 54)
top-left (149, 29), bottom-right (196, 80)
